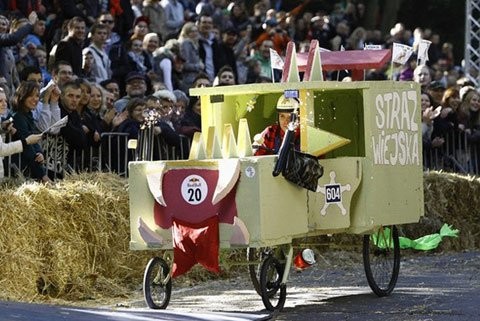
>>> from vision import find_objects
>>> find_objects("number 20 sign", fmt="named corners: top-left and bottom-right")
top-left (181, 175), bottom-right (208, 205)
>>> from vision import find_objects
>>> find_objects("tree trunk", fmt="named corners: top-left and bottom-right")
top-left (362, 0), bottom-right (380, 30)
top-left (380, 0), bottom-right (403, 35)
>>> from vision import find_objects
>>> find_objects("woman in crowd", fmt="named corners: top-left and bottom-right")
top-left (172, 89), bottom-right (189, 130)
top-left (152, 39), bottom-right (182, 92)
top-left (100, 79), bottom-right (121, 101)
top-left (431, 87), bottom-right (460, 141)
top-left (110, 18), bottom-right (151, 92)
top-left (127, 36), bottom-right (152, 76)
top-left (11, 81), bottom-right (50, 182)
top-left (1, 12), bottom-right (38, 95)
top-left (83, 82), bottom-right (107, 170)
top-left (0, 87), bottom-right (43, 179)
top-left (457, 88), bottom-right (480, 140)
top-left (131, 16), bottom-right (150, 41)
top-left (229, 2), bottom-right (251, 32)
top-left (454, 87), bottom-right (480, 171)
top-left (142, 32), bottom-right (161, 71)
top-left (421, 91), bottom-right (444, 159)
top-left (77, 78), bottom-right (92, 115)
top-left (413, 64), bottom-right (432, 92)
top-left (116, 97), bottom-right (146, 139)
top-left (178, 96), bottom-right (201, 140)
top-left (69, 80), bottom-right (98, 169)
top-left (179, 22), bottom-right (204, 89)
top-left (82, 82), bottom-right (103, 146)
top-left (89, 83), bottom-right (116, 132)
top-left (108, 97), bottom-right (146, 169)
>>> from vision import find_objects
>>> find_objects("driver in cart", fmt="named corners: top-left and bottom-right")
top-left (253, 94), bottom-right (317, 270)
top-left (253, 94), bottom-right (300, 156)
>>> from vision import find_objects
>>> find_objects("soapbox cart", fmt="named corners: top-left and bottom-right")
top-left (128, 75), bottom-right (424, 311)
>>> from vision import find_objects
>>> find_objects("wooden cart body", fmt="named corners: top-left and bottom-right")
top-left (129, 81), bottom-right (424, 251)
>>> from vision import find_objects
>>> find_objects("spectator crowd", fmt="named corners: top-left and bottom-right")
top-left (0, 0), bottom-right (477, 181)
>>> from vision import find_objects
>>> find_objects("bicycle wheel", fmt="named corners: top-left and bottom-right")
top-left (259, 255), bottom-right (287, 311)
top-left (143, 257), bottom-right (172, 309)
top-left (247, 247), bottom-right (262, 296)
top-left (363, 225), bottom-right (400, 297)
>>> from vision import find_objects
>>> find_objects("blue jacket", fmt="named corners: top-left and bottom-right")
top-left (12, 109), bottom-right (46, 179)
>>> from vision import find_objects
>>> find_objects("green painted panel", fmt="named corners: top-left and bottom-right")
top-left (313, 89), bottom-right (365, 157)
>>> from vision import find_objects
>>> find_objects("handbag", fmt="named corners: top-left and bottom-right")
top-left (282, 148), bottom-right (324, 192)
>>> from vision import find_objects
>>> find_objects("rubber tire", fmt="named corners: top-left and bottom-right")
top-left (143, 257), bottom-right (172, 309)
top-left (259, 255), bottom-right (287, 311)
top-left (363, 225), bottom-right (400, 297)
top-left (247, 247), bottom-right (262, 296)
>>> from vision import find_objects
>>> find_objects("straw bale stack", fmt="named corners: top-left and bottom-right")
top-left (0, 173), bottom-right (152, 302)
top-left (401, 171), bottom-right (480, 251)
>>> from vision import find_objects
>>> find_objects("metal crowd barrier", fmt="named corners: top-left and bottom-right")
top-left (3, 131), bottom-right (190, 180)
top-left (134, 126), bottom-right (190, 162)
top-left (5, 128), bottom-right (480, 179)
top-left (423, 129), bottom-right (480, 175)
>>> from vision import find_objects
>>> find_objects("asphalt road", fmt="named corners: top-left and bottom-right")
top-left (1, 251), bottom-right (479, 321)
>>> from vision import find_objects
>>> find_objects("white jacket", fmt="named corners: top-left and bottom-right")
top-left (88, 44), bottom-right (112, 83)
top-left (0, 134), bottom-right (23, 179)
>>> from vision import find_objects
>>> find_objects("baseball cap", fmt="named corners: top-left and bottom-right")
top-left (125, 71), bottom-right (146, 83)
top-left (428, 81), bottom-right (446, 91)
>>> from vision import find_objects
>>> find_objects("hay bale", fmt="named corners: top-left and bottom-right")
top-left (0, 173), bottom-right (152, 302)
top-left (402, 171), bottom-right (480, 251)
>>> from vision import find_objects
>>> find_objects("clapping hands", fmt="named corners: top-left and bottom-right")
top-left (423, 106), bottom-right (442, 120)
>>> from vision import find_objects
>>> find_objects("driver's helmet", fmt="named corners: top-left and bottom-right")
top-left (276, 95), bottom-right (299, 113)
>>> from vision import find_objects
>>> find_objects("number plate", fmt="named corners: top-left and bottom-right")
top-left (325, 184), bottom-right (341, 203)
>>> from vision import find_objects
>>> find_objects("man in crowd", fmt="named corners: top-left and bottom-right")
top-left (88, 23), bottom-right (112, 83)
top-left (59, 80), bottom-right (88, 170)
top-left (163, 0), bottom-right (184, 40)
top-left (97, 12), bottom-right (121, 54)
top-left (114, 72), bottom-right (148, 112)
top-left (54, 16), bottom-right (86, 77)
top-left (197, 14), bottom-right (226, 82)
top-left (252, 39), bottom-right (275, 79)
top-left (51, 60), bottom-right (75, 89)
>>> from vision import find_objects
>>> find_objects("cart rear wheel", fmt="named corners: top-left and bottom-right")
top-left (143, 257), bottom-right (172, 309)
top-left (259, 255), bottom-right (287, 311)
top-left (363, 225), bottom-right (400, 297)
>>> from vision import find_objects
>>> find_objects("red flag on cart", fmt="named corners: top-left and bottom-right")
top-left (171, 215), bottom-right (220, 277)
top-left (151, 167), bottom-right (239, 277)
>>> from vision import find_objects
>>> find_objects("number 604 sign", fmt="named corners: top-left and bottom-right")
top-left (181, 175), bottom-right (208, 205)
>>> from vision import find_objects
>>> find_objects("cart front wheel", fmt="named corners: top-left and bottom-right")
top-left (363, 225), bottom-right (400, 297)
top-left (143, 257), bottom-right (172, 309)
top-left (259, 255), bottom-right (287, 311)
top-left (248, 247), bottom-right (275, 296)
top-left (247, 247), bottom-right (262, 296)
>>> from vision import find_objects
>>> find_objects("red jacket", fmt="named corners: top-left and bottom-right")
top-left (254, 124), bottom-right (300, 156)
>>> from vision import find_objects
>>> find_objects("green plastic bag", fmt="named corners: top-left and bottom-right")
top-left (376, 224), bottom-right (459, 251)
top-left (403, 224), bottom-right (459, 250)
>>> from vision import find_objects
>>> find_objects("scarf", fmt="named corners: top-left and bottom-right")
top-left (110, 0), bottom-right (123, 16)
